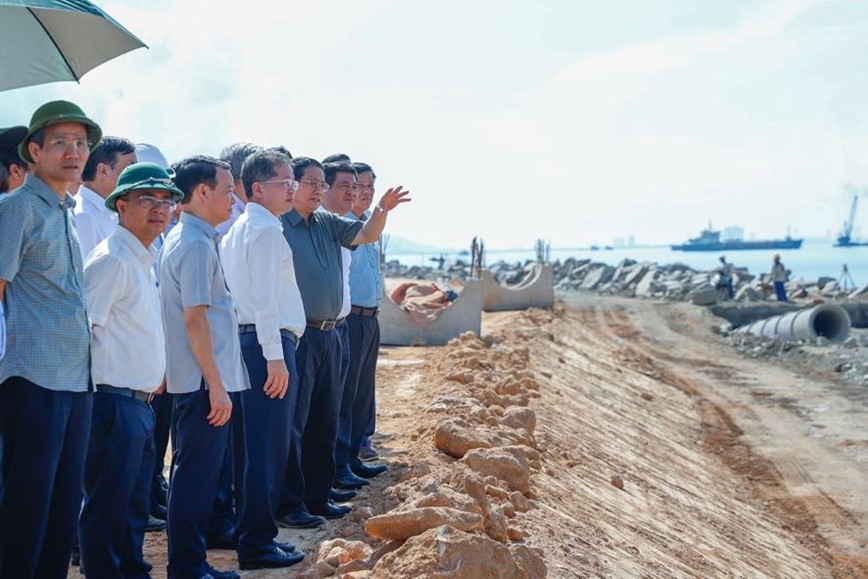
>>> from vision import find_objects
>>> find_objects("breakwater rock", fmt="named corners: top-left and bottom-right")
top-left (384, 258), bottom-right (868, 304)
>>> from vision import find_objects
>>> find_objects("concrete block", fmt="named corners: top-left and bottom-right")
top-left (481, 263), bottom-right (555, 312)
top-left (380, 279), bottom-right (483, 346)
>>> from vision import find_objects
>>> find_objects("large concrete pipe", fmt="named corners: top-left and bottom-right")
top-left (736, 303), bottom-right (851, 343)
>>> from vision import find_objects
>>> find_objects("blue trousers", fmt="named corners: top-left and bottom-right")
top-left (237, 332), bottom-right (297, 558)
top-left (335, 314), bottom-right (380, 473)
top-left (0, 377), bottom-right (92, 579)
top-left (288, 326), bottom-right (341, 509)
top-left (80, 389), bottom-right (155, 579)
top-left (150, 392), bottom-right (173, 504)
top-left (167, 388), bottom-right (239, 579)
top-left (774, 281), bottom-right (787, 302)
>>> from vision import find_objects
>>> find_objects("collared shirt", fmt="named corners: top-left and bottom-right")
top-left (159, 212), bottom-right (249, 394)
top-left (215, 193), bottom-right (246, 239)
top-left (84, 226), bottom-right (165, 392)
top-left (317, 206), bottom-right (353, 318)
top-left (74, 184), bottom-right (117, 260)
top-left (345, 210), bottom-right (383, 308)
top-left (220, 203), bottom-right (305, 359)
top-left (280, 208), bottom-right (363, 321)
top-left (0, 174), bottom-right (90, 391)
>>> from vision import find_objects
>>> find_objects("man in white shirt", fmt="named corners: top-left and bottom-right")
top-left (220, 149), bottom-right (306, 569)
top-left (74, 136), bottom-right (137, 259)
top-left (79, 162), bottom-right (183, 578)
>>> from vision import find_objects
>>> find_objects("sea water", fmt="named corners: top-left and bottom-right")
top-left (388, 241), bottom-right (868, 287)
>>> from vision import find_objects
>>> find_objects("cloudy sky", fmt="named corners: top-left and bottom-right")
top-left (2, 0), bottom-right (868, 249)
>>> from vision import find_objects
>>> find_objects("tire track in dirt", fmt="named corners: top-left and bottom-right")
top-left (571, 301), bottom-right (868, 577)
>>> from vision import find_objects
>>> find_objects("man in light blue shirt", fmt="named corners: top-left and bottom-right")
top-left (160, 155), bottom-right (248, 579)
top-left (0, 99), bottom-right (101, 578)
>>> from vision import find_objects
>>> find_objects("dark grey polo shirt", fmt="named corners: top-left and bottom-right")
top-left (0, 175), bottom-right (90, 391)
top-left (280, 208), bottom-right (362, 321)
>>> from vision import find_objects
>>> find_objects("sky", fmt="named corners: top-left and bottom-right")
top-left (2, 0), bottom-right (868, 250)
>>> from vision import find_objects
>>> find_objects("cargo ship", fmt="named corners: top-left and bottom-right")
top-left (671, 226), bottom-right (803, 252)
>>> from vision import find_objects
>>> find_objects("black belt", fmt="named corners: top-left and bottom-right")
top-left (350, 305), bottom-right (379, 318)
top-left (238, 324), bottom-right (299, 347)
top-left (306, 318), bottom-right (345, 331)
top-left (95, 384), bottom-right (155, 403)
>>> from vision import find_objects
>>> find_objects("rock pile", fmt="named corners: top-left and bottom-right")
top-left (295, 331), bottom-right (547, 578)
top-left (384, 258), bottom-right (868, 305)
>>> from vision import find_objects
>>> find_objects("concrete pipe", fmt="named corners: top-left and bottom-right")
top-left (736, 303), bottom-right (851, 343)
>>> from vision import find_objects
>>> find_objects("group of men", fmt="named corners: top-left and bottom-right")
top-left (0, 99), bottom-right (409, 579)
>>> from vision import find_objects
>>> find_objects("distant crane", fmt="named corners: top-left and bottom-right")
top-left (835, 186), bottom-right (868, 247)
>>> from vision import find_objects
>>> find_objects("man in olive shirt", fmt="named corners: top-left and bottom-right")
top-left (0, 100), bottom-right (101, 578)
top-left (279, 157), bottom-right (409, 525)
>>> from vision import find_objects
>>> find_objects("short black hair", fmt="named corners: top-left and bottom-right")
top-left (323, 162), bottom-right (357, 187)
top-left (352, 161), bottom-right (376, 180)
top-left (81, 136), bottom-right (136, 181)
top-left (172, 155), bottom-right (230, 204)
top-left (241, 150), bottom-right (292, 200)
top-left (219, 142), bottom-right (262, 184)
top-left (290, 157), bottom-right (324, 179)
top-left (322, 153), bottom-right (351, 164)
top-left (268, 145), bottom-right (293, 159)
top-left (1, 147), bottom-right (26, 173)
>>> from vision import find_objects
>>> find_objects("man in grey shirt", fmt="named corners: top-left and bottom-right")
top-left (160, 155), bottom-right (248, 579)
top-left (278, 156), bottom-right (409, 526)
top-left (0, 100), bottom-right (101, 578)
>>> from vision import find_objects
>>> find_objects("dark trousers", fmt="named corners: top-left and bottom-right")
top-left (167, 388), bottom-right (239, 579)
top-left (289, 327), bottom-right (342, 508)
top-left (0, 377), bottom-right (93, 579)
top-left (150, 392), bottom-right (173, 504)
top-left (335, 314), bottom-right (380, 473)
top-left (80, 389), bottom-right (155, 579)
top-left (237, 332), bottom-right (297, 558)
top-left (774, 281), bottom-right (787, 302)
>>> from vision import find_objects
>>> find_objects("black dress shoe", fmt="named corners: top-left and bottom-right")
top-left (352, 461), bottom-right (387, 479)
top-left (334, 470), bottom-right (369, 490)
top-left (239, 546), bottom-right (304, 570)
top-left (203, 564), bottom-right (240, 579)
top-left (274, 540), bottom-right (296, 553)
top-left (277, 509), bottom-right (326, 529)
top-left (206, 529), bottom-right (237, 550)
top-left (145, 514), bottom-right (167, 532)
top-left (150, 502), bottom-right (167, 520)
top-left (70, 549), bottom-right (80, 567)
top-left (330, 488), bottom-right (357, 503)
top-left (308, 500), bottom-right (351, 519)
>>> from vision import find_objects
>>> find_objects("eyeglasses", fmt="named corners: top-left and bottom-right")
top-left (357, 184), bottom-right (375, 192)
top-left (260, 178), bottom-right (299, 192)
top-left (299, 179), bottom-right (329, 191)
top-left (333, 183), bottom-right (359, 192)
top-left (47, 138), bottom-right (91, 153)
top-left (124, 194), bottom-right (177, 211)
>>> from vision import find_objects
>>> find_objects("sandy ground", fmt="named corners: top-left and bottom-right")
top-left (126, 294), bottom-right (867, 578)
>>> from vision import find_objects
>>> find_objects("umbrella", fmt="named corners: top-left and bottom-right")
top-left (0, 0), bottom-right (146, 91)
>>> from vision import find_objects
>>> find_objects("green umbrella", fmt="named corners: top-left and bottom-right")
top-left (0, 0), bottom-right (146, 91)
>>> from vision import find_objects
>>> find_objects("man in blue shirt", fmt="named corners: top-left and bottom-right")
top-left (278, 157), bottom-right (409, 526)
top-left (0, 100), bottom-right (101, 578)
top-left (334, 162), bottom-right (390, 487)
top-left (160, 155), bottom-right (249, 579)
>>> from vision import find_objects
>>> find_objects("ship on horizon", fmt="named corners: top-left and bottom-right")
top-left (671, 224), bottom-right (803, 252)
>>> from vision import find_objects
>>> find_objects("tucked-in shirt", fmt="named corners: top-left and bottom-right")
top-left (74, 184), bottom-right (117, 260)
top-left (85, 226), bottom-right (165, 392)
top-left (215, 193), bottom-right (246, 239)
top-left (220, 203), bottom-right (305, 359)
top-left (159, 212), bottom-right (249, 394)
top-left (345, 211), bottom-right (383, 308)
top-left (0, 174), bottom-right (90, 391)
top-left (280, 208), bottom-right (363, 321)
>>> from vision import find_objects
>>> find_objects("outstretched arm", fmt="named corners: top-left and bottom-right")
top-left (352, 186), bottom-right (411, 245)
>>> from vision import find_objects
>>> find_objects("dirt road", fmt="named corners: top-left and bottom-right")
top-left (138, 295), bottom-right (868, 578)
